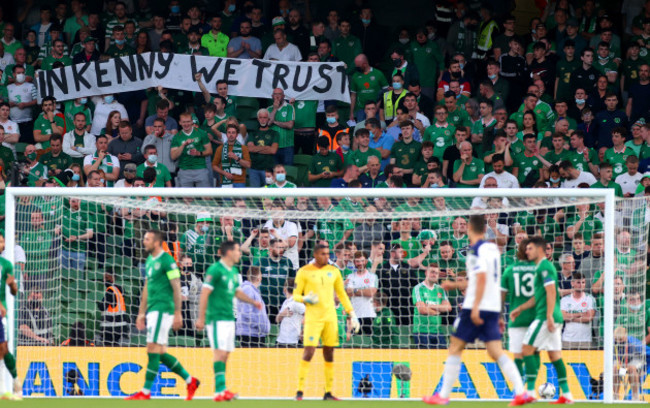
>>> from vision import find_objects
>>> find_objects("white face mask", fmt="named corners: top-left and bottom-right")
top-left (15, 73), bottom-right (25, 83)
top-left (265, 176), bottom-right (274, 185)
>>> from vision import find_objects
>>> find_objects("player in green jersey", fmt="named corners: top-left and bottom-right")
top-left (501, 239), bottom-right (536, 378)
top-left (0, 234), bottom-right (20, 399)
top-left (511, 237), bottom-right (573, 403)
top-left (126, 230), bottom-right (200, 401)
top-left (196, 241), bottom-right (262, 402)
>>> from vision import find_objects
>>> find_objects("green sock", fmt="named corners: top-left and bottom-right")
top-left (160, 353), bottom-right (191, 383)
top-left (214, 361), bottom-right (226, 393)
top-left (533, 352), bottom-right (541, 368)
top-left (144, 353), bottom-right (161, 392)
top-left (552, 358), bottom-right (570, 394)
top-left (514, 358), bottom-right (525, 379)
top-left (4, 352), bottom-right (16, 379)
top-left (523, 355), bottom-right (539, 392)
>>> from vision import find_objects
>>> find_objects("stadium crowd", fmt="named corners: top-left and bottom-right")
top-left (0, 0), bottom-right (647, 353)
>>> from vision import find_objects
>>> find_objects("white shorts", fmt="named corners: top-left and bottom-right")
top-left (523, 319), bottom-right (562, 351)
top-left (508, 327), bottom-right (528, 354)
top-left (206, 320), bottom-right (236, 352)
top-left (146, 311), bottom-right (174, 345)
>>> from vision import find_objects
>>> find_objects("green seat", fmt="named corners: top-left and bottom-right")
top-left (131, 334), bottom-right (146, 346)
top-left (200, 337), bottom-right (210, 348)
top-left (285, 165), bottom-right (299, 183)
top-left (88, 289), bottom-right (105, 302)
top-left (168, 336), bottom-right (196, 347)
top-left (59, 312), bottom-right (81, 326)
top-left (87, 269), bottom-right (105, 282)
top-left (293, 154), bottom-right (313, 168)
top-left (62, 268), bottom-right (85, 281)
top-left (243, 119), bottom-right (259, 132)
top-left (67, 299), bottom-right (97, 317)
top-left (237, 96), bottom-right (259, 110)
top-left (350, 335), bottom-right (373, 348)
top-left (15, 143), bottom-right (27, 154)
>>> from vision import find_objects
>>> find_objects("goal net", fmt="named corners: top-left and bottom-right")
top-left (2, 187), bottom-right (642, 402)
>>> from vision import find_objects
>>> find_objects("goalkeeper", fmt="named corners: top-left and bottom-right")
top-left (293, 244), bottom-right (360, 401)
top-left (0, 234), bottom-right (20, 399)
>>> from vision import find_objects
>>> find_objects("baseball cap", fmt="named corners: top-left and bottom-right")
top-left (196, 211), bottom-right (213, 222)
top-left (124, 163), bottom-right (137, 173)
top-left (272, 16), bottom-right (286, 27)
top-left (417, 230), bottom-right (437, 242)
top-left (83, 36), bottom-right (97, 44)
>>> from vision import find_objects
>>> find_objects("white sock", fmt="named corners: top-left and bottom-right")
top-left (497, 354), bottom-right (525, 395)
top-left (185, 376), bottom-right (192, 384)
top-left (439, 355), bottom-right (462, 399)
top-left (563, 391), bottom-right (573, 401)
top-left (142, 388), bottom-right (151, 395)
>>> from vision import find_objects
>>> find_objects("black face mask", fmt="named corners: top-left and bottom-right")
top-left (392, 58), bottom-right (402, 67)
top-left (451, 71), bottom-right (461, 78)
top-left (168, 233), bottom-right (177, 242)
top-left (125, 176), bottom-right (135, 183)
top-left (355, 66), bottom-right (364, 73)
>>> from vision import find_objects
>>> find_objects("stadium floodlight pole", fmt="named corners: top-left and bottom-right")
top-left (602, 188), bottom-right (616, 404)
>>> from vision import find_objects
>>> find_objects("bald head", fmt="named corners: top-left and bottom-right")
top-left (354, 54), bottom-right (368, 71)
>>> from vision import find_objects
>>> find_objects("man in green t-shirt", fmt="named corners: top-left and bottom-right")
top-left (511, 236), bottom-right (573, 403)
top-left (254, 238), bottom-right (294, 318)
top-left (332, 19), bottom-right (362, 75)
top-left (38, 134), bottom-right (72, 178)
top-left (349, 54), bottom-right (388, 122)
top-left (345, 129), bottom-right (381, 173)
top-left (513, 133), bottom-right (544, 186)
top-left (390, 121), bottom-right (422, 186)
top-left (412, 264), bottom-right (451, 349)
top-left (247, 110), bottom-right (279, 187)
top-left (137, 145), bottom-right (172, 188)
top-left (126, 230), bottom-right (199, 401)
top-left (309, 136), bottom-right (343, 187)
top-left (591, 162), bottom-right (624, 197)
top-left (268, 88), bottom-right (295, 165)
top-left (196, 241), bottom-right (262, 401)
top-left (500, 240), bottom-right (536, 378)
top-left (57, 198), bottom-right (93, 272)
top-left (171, 112), bottom-right (213, 187)
top-left (604, 127), bottom-right (636, 180)
top-left (371, 292), bottom-right (398, 348)
top-left (424, 105), bottom-right (456, 160)
top-left (33, 96), bottom-right (64, 149)
top-left (452, 141), bottom-right (485, 188)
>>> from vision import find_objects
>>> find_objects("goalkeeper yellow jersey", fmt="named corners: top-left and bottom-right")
top-left (293, 263), bottom-right (353, 323)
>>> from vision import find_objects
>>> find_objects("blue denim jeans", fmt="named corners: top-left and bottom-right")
top-left (61, 249), bottom-right (86, 271)
top-left (248, 168), bottom-right (267, 187)
top-left (275, 147), bottom-right (294, 166)
top-left (413, 333), bottom-right (448, 349)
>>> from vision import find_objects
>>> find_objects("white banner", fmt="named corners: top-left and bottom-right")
top-left (35, 52), bottom-right (350, 103)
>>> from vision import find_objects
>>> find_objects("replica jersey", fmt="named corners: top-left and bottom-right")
top-left (293, 263), bottom-right (353, 323)
top-left (0, 257), bottom-right (13, 308)
top-left (203, 260), bottom-right (240, 322)
top-left (146, 251), bottom-right (181, 314)
top-left (533, 258), bottom-right (564, 323)
top-left (501, 260), bottom-right (536, 327)
top-left (463, 240), bottom-right (502, 312)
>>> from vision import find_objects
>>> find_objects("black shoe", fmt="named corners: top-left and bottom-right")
top-left (295, 391), bottom-right (303, 401)
top-left (323, 392), bottom-right (340, 401)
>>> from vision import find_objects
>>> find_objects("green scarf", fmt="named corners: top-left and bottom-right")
top-left (221, 142), bottom-right (243, 185)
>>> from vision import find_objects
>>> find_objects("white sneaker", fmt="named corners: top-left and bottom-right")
top-left (13, 377), bottom-right (21, 398)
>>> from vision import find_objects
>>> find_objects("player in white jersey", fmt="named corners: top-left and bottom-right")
top-left (424, 215), bottom-right (530, 406)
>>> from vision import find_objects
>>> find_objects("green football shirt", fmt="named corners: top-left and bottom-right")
top-left (604, 146), bottom-right (635, 180)
top-left (136, 162), bottom-right (172, 187)
top-left (293, 100), bottom-right (318, 128)
top-left (345, 147), bottom-right (381, 168)
top-left (570, 149), bottom-right (599, 172)
top-left (452, 158), bottom-right (485, 188)
top-left (248, 128), bottom-right (280, 171)
top-left (350, 68), bottom-right (388, 108)
top-left (501, 261), bottom-right (537, 328)
top-left (171, 128), bottom-right (210, 170)
top-left (533, 259), bottom-right (563, 323)
top-left (514, 152), bottom-right (543, 185)
top-left (412, 282), bottom-right (448, 334)
top-left (255, 256), bottom-right (295, 311)
top-left (390, 139), bottom-right (422, 170)
top-left (146, 251), bottom-right (180, 314)
top-left (0, 257), bottom-right (13, 308)
top-left (309, 152), bottom-right (343, 188)
top-left (268, 103), bottom-right (295, 149)
top-left (423, 123), bottom-right (455, 159)
top-left (33, 113), bottom-right (65, 149)
top-left (39, 151), bottom-right (72, 176)
top-left (203, 260), bottom-right (240, 322)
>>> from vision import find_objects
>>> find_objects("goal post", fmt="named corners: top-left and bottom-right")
top-left (2, 186), bottom-right (630, 401)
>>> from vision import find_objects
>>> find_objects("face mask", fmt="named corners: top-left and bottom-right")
top-left (361, 18), bottom-right (371, 24)
top-left (451, 71), bottom-right (460, 78)
top-left (598, 54), bottom-right (608, 60)
top-left (427, 33), bottom-right (435, 40)
top-left (104, 95), bottom-right (114, 104)
top-left (201, 225), bottom-right (209, 233)
top-left (115, 39), bottom-right (126, 45)
top-left (459, 63), bottom-right (465, 70)
top-left (326, 116), bottom-right (337, 124)
top-left (355, 66), bottom-right (364, 73)
top-left (265, 176), bottom-right (274, 185)
top-left (276, 173), bottom-right (286, 182)
top-left (27, 152), bottom-right (36, 161)
top-left (488, 74), bottom-right (497, 80)
top-left (100, 178), bottom-right (105, 184)
top-left (392, 82), bottom-right (402, 90)
top-left (575, 98), bottom-right (585, 104)
top-left (15, 73), bottom-right (25, 83)
top-left (72, 174), bottom-right (80, 181)
top-left (79, 98), bottom-right (87, 105)
top-left (398, 38), bottom-right (409, 44)
top-left (392, 58), bottom-right (402, 67)
top-left (550, 177), bottom-right (560, 183)
top-left (630, 304), bottom-right (643, 311)
top-left (147, 154), bottom-right (157, 164)
top-left (171, 5), bottom-right (180, 13)
top-left (341, 144), bottom-right (350, 151)
top-left (125, 176), bottom-right (135, 183)
top-left (430, 183), bottom-right (439, 188)
top-left (228, 4), bottom-right (236, 12)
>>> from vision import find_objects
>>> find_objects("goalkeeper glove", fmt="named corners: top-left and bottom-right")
top-left (303, 292), bottom-right (319, 305)
top-left (349, 310), bottom-right (361, 334)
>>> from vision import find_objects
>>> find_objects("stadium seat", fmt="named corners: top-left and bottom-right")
top-left (292, 154), bottom-right (312, 168)
top-left (284, 165), bottom-right (299, 184)
top-left (168, 336), bottom-right (196, 347)
top-left (131, 334), bottom-right (146, 346)
top-left (200, 337), bottom-right (210, 348)
top-left (350, 335), bottom-right (373, 348)
top-left (236, 96), bottom-right (260, 110)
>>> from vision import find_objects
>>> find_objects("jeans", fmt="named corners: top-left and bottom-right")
top-left (413, 333), bottom-right (448, 349)
top-left (354, 109), bottom-right (367, 122)
top-left (61, 249), bottom-right (86, 271)
top-left (233, 182), bottom-right (246, 188)
top-left (248, 168), bottom-right (266, 187)
top-left (275, 147), bottom-right (294, 165)
top-left (177, 168), bottom-right (212, 187)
